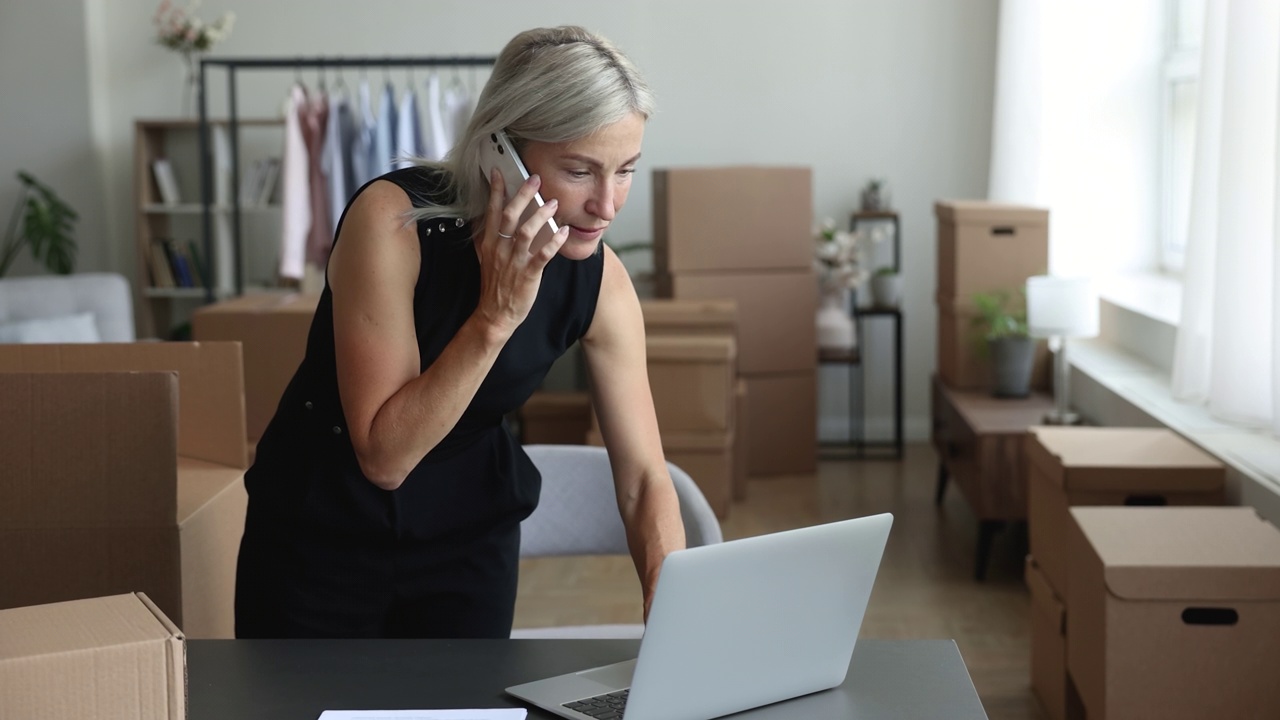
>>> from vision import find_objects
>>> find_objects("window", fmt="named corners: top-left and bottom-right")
top-left (1159, 0), bottom-right (1205, 272)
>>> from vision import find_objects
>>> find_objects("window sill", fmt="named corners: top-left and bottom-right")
top-left (1069, 338), bottom-right (1280, 526)
top-left (1098, 271), bottom-right (1183, 327)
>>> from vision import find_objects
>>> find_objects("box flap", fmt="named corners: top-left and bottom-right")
top-left (641, 299), bottom-right (738, 331)
top-left (1026, 427), bottom-right (1066, 490)
top-left (934, 200), bottom-right (1049, 226)
top-left (176, 457), bottom-right (245, 526)
top-left (0, 343), bottom-right (247, 469)
top-left (1072, 507), bottom-right (1280, 601)
top-left (1033, 427), bottom-right (1223, 493)
top-left (647, 335), bottom-right (737, 362)
top-left (0, 372), bottom-right (177, 528)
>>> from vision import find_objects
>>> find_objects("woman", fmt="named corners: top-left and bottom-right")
top-left (234, 25), bottom-right (685, 639)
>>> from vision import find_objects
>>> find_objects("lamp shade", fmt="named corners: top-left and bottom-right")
top-left (1026, 275), bottom-right (1099, 338)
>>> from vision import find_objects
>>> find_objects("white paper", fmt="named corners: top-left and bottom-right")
top-left (318, 711), bottom-right (526, 720)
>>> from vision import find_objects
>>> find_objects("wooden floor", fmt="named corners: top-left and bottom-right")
top-left (513, 441), bottom-right (1047, 720)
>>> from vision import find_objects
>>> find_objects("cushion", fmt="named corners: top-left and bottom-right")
top-left (0, 312), bottom-right (101, 343)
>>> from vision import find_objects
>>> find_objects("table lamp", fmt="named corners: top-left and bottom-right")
top-left (1026, 275), bottom-right (1099, 425)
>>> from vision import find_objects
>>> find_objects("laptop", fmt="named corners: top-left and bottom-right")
top-left (506, 512), bottom-right (893, 720)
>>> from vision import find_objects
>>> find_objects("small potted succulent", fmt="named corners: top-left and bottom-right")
top-left (870, 266), bottom-right (902, 308)
top-left (860, 178), bottom-right (890, 212)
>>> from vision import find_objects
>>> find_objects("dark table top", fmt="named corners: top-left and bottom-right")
top-left (187, 638), bottom-right (988, 720)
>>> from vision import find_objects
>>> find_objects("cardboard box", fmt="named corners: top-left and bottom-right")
top-left (657, 270), bottom-right (816, 375)
top-left (0, 593), bottom-right (185, 720)
top-left (647, 335), bottom-right (736, 432)
top-left (744, 371), bottom-right (817, 477)
top-left (588, 426), bottom-right (734, 520)
top-left (934, 200), bottom-right (1049, 302)
top-left (0, 343), bottom-right (249, 639)
top-left (1067, 507), bottom-right (1280, 719)
top-left (520, 391), bottom-right (592, 445)
top-left (1026, 556), bottom-right (1067, 720)
top-left (192, 292), bottom-right (318, 443)
top-left (936, 295), bottom-right (1050, 392)
top-left (653, 167), bottom-right (812, 273)
top-left (1028, 427), bottom-right (1225, 596)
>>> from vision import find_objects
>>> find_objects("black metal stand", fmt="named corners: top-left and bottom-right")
top-left (818, 210), bottom-right (905, 460)
top-left (195, 55), bottom-right (498, 303)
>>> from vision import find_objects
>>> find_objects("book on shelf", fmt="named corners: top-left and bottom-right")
top-left (239, 157), bottom-right (282, 207)
top-left (257, 157), bottom-right (281, 206)
top-left (151, 158), bottom-right (181, 206)
top-left (148, 240), bottom-right (175, 288)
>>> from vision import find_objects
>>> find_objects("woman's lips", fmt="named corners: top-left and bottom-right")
top-left (568, 225), bottom-right (605, 241)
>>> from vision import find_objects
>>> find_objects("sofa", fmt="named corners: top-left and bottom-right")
top-left (0, 272), bottom-right (135, 342)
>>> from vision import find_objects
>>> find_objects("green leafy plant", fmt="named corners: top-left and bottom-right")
top-left (971, 289), bottom-right (1028, 341)
top-left (0, 171), bottom-right (78, 278)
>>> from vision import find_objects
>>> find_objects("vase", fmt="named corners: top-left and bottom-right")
top-left (871, 273), bottom-right (902, 308)
top-left (179, 50), bottom-right (202, 117)
top-left (816, 287), bottom-right (857, 351)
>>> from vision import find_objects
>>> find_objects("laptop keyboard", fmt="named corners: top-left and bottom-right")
top-left (563, 688), bottom-right (629, 719)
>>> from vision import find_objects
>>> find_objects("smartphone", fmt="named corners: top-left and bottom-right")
top-left (477, 130), bottom-right (560, 249)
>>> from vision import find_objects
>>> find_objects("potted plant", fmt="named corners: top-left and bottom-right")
top-left (971, 289), bottom-right (1034, 398)
top-left (0, 171), bottom-right (78, 278)
top-left (870, 266), bottom-right (902, 308)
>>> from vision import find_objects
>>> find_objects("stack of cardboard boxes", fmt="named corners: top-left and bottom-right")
top-left (1020, 426), bottom-right (1280, 719)
top-left (652, 167), bottom-right (817, 477)
top-left (934, 201), bottom-right (1051, 392)
top-left (0, 342), bottom-right (249, 639)
top-left (585, 299), bottom-right (744, 519)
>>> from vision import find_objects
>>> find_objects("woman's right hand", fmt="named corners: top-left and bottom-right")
top-left (473, 168), bottom-right (570, 339)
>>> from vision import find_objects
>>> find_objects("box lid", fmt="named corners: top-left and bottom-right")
top-left (641, 299), bottom-right (737, 331)
top-left (1071, 507), bottom-right (1280, 601)
top-left (191, 291), bottom-right (319, 317)
top-left (647, 335), bottom-right (736, 361)
top-left (0, 593), bottom-right (184, 720)
top-left (934, 200), bottom-right (1049, 225)
top-left (1028, 427), bottom-right (1224, 493)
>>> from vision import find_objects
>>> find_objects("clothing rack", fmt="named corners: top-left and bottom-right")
top-left (196, 55), bottom-right (498, 302)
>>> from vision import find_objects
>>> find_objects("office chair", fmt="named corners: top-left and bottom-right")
top-left (512, 444), bottom-right (724, 639)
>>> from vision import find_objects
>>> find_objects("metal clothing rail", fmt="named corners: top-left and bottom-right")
top-left (196, 55), bottom-right (498, 301)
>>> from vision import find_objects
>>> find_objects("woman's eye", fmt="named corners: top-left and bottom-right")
top-left (619, 167), bottom-right (636, 177)
top-left (569, 170), bottom-right (591, 179)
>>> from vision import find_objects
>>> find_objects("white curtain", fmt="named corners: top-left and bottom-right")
top-left (988, 0), bottom-right (1164, 278)
top-left (1172, 0), bottom-right (1280, 436)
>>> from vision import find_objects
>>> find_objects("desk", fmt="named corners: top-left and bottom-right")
top-left (188, 638), bottom-right (989, 719)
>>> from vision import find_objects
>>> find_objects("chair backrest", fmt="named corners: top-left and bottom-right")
top-left (0, 273), bottom-right (135, 342)
top-left (520, 444), bottom-right (723, 558)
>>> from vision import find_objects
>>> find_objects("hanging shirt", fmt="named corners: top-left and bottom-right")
top-left (302, 88), bottom-right (332, 268)
top-left (351, 78), bottom-right (378, 188)
top-left (321, 88), bottom-right (358, 235)
top-left (424, 72), bottom-right (449, 162)
top-left (279, 83), bottom-right (311, 281)
top-left (395, 86), bottom-right (424, 169)
top-left (441, 78), bottom-right (473, 156)
top-left (374, 81), bottom-right (398, 178)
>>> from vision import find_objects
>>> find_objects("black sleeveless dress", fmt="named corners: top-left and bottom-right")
top-left (234, 166), bottom-right (603, 639)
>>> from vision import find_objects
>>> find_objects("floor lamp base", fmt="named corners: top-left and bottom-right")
top-left (1042, 409), bottom-right (1081, 426)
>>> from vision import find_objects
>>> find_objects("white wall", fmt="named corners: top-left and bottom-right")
top-left (0, 0), bottom-right (1001, 442)
top-left (0, 1), bottom-right (109, 276)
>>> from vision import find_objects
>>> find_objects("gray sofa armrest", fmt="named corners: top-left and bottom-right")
top-left (0, 273), bottom-right (136, 342)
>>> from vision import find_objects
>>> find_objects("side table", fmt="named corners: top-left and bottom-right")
top-left (930, 374), bottom-right (1054, 580)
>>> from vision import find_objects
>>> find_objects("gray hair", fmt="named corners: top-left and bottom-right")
top-left (404, 26), bottom-right (654, 228)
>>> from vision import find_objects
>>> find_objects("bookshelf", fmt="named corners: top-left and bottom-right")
top-left (134, 118), bottom-right (284, 338)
